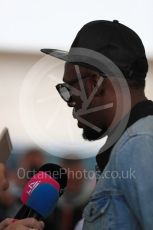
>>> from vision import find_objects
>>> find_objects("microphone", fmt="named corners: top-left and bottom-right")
top-left (15, 163), bottom-right (67, 220)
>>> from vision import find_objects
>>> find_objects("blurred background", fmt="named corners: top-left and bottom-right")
top-left (0, 0), bottom-right (153, 229)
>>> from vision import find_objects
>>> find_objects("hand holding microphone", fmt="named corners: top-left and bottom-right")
top-left (0, 218), bottom-right (44, 230)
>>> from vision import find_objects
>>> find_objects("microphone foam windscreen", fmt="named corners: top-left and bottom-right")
top-left (27, 183), bottom-right (59, 218)
top-left (21, 171), bottom-right (60, 204)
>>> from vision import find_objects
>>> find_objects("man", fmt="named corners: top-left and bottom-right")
top-left (41, 20), bottom-right (153, 229)
top-left (0, 163), bottom-right (44, 230)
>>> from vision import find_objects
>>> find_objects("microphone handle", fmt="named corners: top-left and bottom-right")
top-left (14, 205), bottom-right (43, 221)
top-left (27, 208), bottom-right (43, 220)
top-left (15, 205), bottom-right (31, 219)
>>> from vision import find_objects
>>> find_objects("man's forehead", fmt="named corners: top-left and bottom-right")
top-left (64, 63), bottom-right (76, 74)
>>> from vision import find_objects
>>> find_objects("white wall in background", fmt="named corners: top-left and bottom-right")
top-left (0, 0), bottom-right (152, 57)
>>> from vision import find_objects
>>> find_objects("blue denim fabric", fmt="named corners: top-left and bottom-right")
top-left (83, 116), bottom-right (153, 230)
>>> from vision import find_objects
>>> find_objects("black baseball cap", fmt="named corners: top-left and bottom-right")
top-left (41, 20), bottom-right (148, 79)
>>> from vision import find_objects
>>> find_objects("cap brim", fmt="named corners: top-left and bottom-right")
top-left (41, 49), bottom-right (68, 61)
top-left (40, 48), bottom-right (108, 75)
top-left (41, 48), bottom-right (125, 79)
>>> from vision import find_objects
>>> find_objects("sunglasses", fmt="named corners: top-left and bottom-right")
top-left (56, 73), bottom-right (106, 103)
top-left (56, 76), bottom-right (90, 103)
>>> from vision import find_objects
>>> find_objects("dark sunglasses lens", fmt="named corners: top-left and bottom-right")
top-left (59, 86), bottom-right (71, 102)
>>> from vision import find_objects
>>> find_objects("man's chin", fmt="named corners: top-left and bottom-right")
top-left (82, 126), bottom-right (107, 141)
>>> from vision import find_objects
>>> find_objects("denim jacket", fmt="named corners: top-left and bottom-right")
top-left (83, 115), bottom-right (153, 230)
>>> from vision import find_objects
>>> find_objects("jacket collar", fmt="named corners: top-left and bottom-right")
top-left (96, 100), bottom-right (153, 172)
